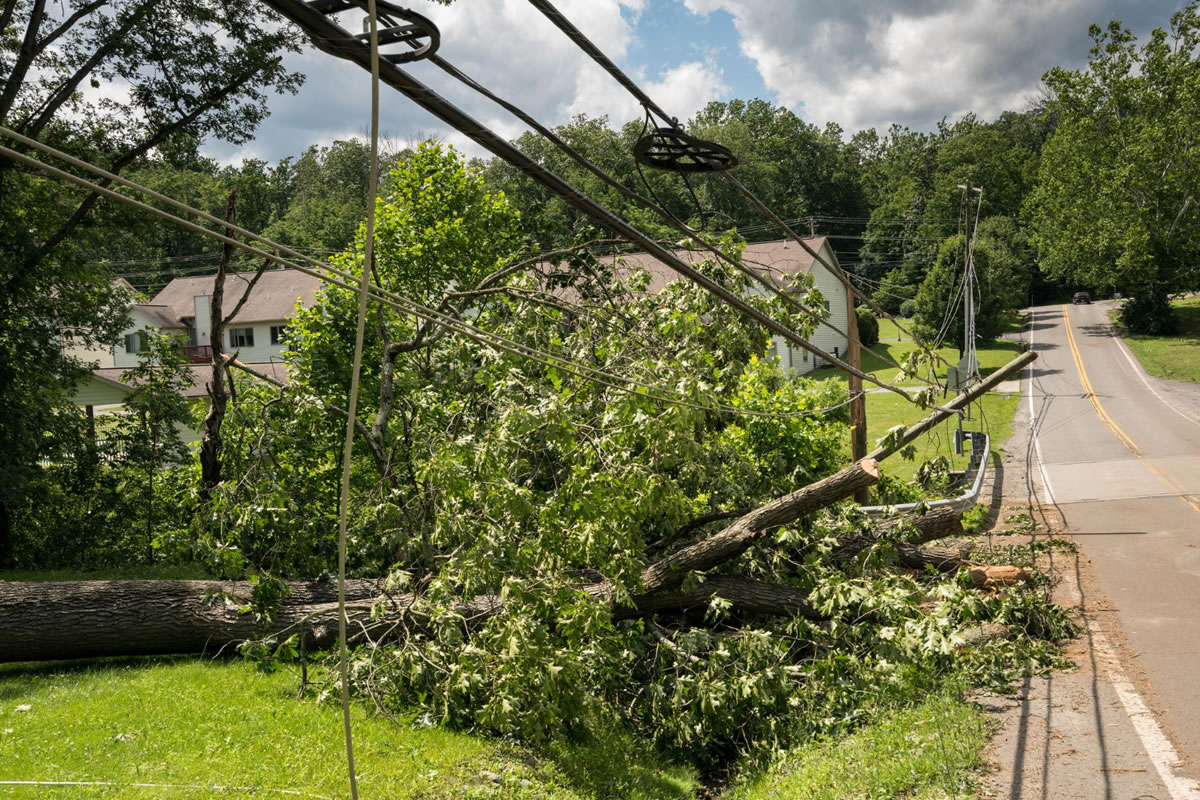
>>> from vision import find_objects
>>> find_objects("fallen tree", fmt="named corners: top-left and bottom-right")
top-left (2, 349), bottom-right (1037, 664)
top-left (1, 505), bottom-right (965, 663)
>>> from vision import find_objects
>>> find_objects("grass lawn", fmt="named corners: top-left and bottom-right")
top-left (864, 391), bottom-right (1019, 484)
top-left (813, 316), bottom-right (1025, 485)
top-left (724, 691), bottom-right (988, 800)
top-left (859, 316), bottom-right (1025, 387)
top-left (0, 658), bottom-right (698, 800)
top-left (1117, 295), bottom-right (1200, 385)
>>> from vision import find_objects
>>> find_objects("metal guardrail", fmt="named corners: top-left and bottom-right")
top-left (859, 432), bottom-right (990, 515)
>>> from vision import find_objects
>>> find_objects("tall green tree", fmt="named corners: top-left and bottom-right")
top-left (912, 223), bottom-right (1030, 353)
top-left (1028, 4), bottom-right (1200, 333)
top-left (0, 0), bottom-right (303, 563)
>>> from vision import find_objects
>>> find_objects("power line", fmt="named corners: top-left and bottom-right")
top-left (0, 135), bottom-right (861, 421)
top-left (521, 0), bottom-right (953, 384)
top-left (403, 36), bottom-right (926, 385)
top-left (251, 2), bottom-right (926, 406)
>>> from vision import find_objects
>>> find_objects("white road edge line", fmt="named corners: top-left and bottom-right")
top-left (1045, 304), bottom-right (1200, 797)
top-left (1086, 619), bottom-right (1200, 799)
top-left (1027, 308), bottom-right (1057, 505)
top-left (1108, 317), bottom-right (1200, 430)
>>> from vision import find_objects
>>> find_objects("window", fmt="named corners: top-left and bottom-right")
top-left (270, 324), bottom-right (287, 345)
top-left (124, 331), bottom-right (148, 354)
top-left (823, 300), bottom-right (831, 312)
top-left (229, 327), bottom-right (255, 348)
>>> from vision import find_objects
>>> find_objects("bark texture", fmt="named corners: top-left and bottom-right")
top-left (1, 579), bottom-right (379, 662)
top-left (1, 468), bottom-right (985, 663)
top-left (638, 458), bottom-right (881, 594)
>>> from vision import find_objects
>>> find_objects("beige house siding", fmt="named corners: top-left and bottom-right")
top-left (219, 320), bottom-right (293, 364)
top-left (72, 375), bottom-right (132, 406)
top-left (764, 241), bottom-right (849, 376)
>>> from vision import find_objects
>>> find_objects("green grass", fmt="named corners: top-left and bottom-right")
top-left (812, 319), bottom-right (1025, 486)
top-left (723, 692), bottom-right (988, 800)
top-left (856, 316), bottom-right (1025, 387)
top-left (1118, 295), bottom-right (1200, 385)
top-left (0, 658), bottom-right (697, 800)
top-left (864, 391), bottom-right (1019, 484)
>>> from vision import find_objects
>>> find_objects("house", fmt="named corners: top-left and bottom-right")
top-left (146, 268), bottom-right (321, 364)
top-left (595, 237), bottom-right (850, 376)
top-left (67, 268), bottom-right (322, 440)
top-left (65, 269), bottom-right (322, 368)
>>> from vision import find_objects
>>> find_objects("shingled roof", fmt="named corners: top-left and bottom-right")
top-left (150, 268), bottom-right (321, 324)
top-left (594, 237), bottom-right (832, 294)
top-left (131, 303), bottom-right (187, 330)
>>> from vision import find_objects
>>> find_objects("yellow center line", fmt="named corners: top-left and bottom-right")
top-left (1062, 304), bottom-right (1200, 516)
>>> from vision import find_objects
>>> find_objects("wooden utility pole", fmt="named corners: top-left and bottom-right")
top-left (847, 277), bottom-right (869, 503)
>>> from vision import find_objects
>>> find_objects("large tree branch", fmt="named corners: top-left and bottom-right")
top-left (0, 0), bottom-right (47, 124)
top-left (33, 0), bottom-right (109, 56)
top-left (16, 59), bottom-right (274, 280)
top-left (20, 0), bottom-right (157, 139)
top-left (0, 0), bottom-right (21, 42)
top-left (637, 458), bottom-right (882, 595)
top-left (1167, 195), bottom-right (1195, 243)
top-left (222, 355), bottom-right (389, 472)
top-left (221, 260), bottom-right (270, 327)
top-left (622, 575), bottom-right (821, 621)
top-left (828, 505), bottom-right (962, 564)
top-left (868, 350), bottom-right (1037, 462)
top-left (0, 502), bottom-right (973, 662)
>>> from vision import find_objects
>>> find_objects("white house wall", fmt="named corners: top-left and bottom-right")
top-left (220, 321), bottom-right (292, 363)
top-left (764, 244), bottom-right (849, 377)
top-left (113, 308), bottom-right (180, 368)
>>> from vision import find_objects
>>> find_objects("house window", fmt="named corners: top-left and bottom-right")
top-left (823, 300), bottom-right (831, 312)
top-left (229, 327), bottom-right (255, 348)
top-left (270, 324), bottom-right (288, 345)
top-left (124, 331), bottom-right (148, 354)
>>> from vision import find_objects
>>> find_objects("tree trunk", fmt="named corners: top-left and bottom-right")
top-left (0, 505), bottom-right (969, 663)
top-left (637, 458), bottom-right (881, 595)
top-left (199, 191), bottom-right (237, 500)
top-left (0, 579), bottom-right (382, 662)
top-left (828, 506), bottom-right (962, 563)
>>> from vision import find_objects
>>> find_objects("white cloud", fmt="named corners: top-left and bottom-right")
top-left (682, 0), bottom-right (1184, 132)
top-left (208, 0), bottom-right (731, 164)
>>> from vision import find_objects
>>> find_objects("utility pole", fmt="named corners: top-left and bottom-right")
top-left (956, 182), bottom-right (983, 388)
top-left (848, 278), bottom-right (869, 503)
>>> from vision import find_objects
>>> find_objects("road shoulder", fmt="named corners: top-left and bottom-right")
top-left (978, 359), bottom-right (1199, 799)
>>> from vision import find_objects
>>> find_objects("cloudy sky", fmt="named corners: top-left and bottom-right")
top-left (203, 0), bottom-right (1187, 164)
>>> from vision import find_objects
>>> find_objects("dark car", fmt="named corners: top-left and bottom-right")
top-left (1073, 291), bottom-right (1091, 304)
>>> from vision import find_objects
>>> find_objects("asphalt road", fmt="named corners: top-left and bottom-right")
top-left (1019, 300), bottom-right (1200, 798)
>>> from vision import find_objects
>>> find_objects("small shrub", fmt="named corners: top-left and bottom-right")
top-left (898, 299), bottom-right (916, 318)
top-left (855, 307), bottom-right (879, 347)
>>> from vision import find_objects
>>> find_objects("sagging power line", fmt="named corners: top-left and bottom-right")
top-left (0, 134), bottom-right (865, 422)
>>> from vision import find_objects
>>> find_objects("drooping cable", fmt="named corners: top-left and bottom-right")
top-left (408, 49), bottom-right (927, 385)
top-left (0, 138), bottom-right (864, 420)
top-left (256, 0), bottom-right (923, 403)
top-left (422, 45), bottom-right (909, 379)
top-left (330, 2), bottom-right (378, 798)
top-left (522, 0), bottom-right (953, 378)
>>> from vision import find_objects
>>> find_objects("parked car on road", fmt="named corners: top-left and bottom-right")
top-left (1073, 291), bottom-right (1092, 304)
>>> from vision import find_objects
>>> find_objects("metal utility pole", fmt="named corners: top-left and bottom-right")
top-left (956, 182), bottom-right (983, 389)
